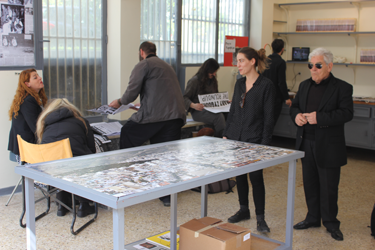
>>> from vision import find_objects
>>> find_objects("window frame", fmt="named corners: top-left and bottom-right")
top-left (177, 0), bottom-right (251, 67)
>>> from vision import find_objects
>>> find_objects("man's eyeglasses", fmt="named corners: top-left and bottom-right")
top-left (239, 93), bottom-right (246, 108)
top-left (308, 63), bottom-right (323, 69)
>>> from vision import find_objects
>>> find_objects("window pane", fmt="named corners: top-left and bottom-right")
top-left (181, 0), bottom-right (217, 64)
top-left (218, 0), bottom-right (246, 63)
top-left (141, 0), bottom-right (177, 71)
top-left (43, 0), bottom-right (103, 116)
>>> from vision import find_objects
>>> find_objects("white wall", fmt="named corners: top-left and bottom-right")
top-left (107, 0), bottom-right (141, 122)
top-left (0, 70), bottom-right (43, 190)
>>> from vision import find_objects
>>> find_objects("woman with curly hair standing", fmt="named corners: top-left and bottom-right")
top-left (8, 68), bottom-right (47, 162)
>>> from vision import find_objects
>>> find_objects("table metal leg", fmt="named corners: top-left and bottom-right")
top-left (200, 185), bottom-right (208, 218)
top-left (113, 208), bottom-right (124, 250)
top-left (170, 193), bottom-right (178, 250)
top-left (285, 160), bottom-right (297, 249)
top-left (25, 177), bottom-right (36, 250)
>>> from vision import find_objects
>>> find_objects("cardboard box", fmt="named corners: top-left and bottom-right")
top-left (179, 217), bottom-right (251, 250)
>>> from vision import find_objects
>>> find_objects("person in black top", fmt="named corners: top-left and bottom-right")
top-left (36, 98), bottom-right (96, 217)
top-left (290, 48), bottom-right (353, 241)
top-left (262, 39), bottom-right (291, 126)
top-left (8, 68), bottom-right (48, 162)
top-left (223, 47), bottom-right (275, 232)
top-left (183, 58), bottom-right (225, 137)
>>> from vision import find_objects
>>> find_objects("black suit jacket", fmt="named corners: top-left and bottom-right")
top-left (262, 53), bottom-right (289, 103)
top-left (8, 95), bottom-right (42, 155)
top-left (290, 74), bottom-right (353, 168)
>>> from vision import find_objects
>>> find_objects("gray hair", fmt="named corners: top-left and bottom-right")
top-left (309, 47), bottom-right (333, 64)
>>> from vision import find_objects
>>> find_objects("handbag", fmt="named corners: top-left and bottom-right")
top-left (192, 179), bottom-right (236, 194)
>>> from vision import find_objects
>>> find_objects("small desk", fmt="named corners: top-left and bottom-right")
top-left (16, 137), bottom-right (304, 250)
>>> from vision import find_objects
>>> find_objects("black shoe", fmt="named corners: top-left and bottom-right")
top-left (257, 219), bottom-right (270, 233)
top-left (327, 228), bottom-right (343, 241)
top-left (159, 196), bottom-right (170, 207)
top-left (57, 204), bottom-right (68, 217)
top-left (293, 220), bottom-right (321, 230)
top-left (77, 202), bottom-right (96, 218)
top-left (228, 209), bottom-right (250, 223)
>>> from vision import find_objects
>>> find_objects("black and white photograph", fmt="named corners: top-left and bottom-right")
top-left (7, 0), bottom-right (24, 5)
top-left (1, 4), bottom-right (25, 34)
top-left (0, 1), bottom-right (34, 66)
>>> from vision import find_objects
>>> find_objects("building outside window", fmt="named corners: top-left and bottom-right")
top-left (42, 0), bottom-right (106, 116)
top-left (141, 0), bottom-right (249, 66)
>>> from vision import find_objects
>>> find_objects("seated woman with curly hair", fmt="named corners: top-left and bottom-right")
top-left (8, 68), bottom-right (47, 162)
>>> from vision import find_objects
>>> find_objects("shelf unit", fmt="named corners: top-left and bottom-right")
top-left (286, 61), bottom-right (375, 67)
top-left (273, 0), bottom-right (375, 67)
top-left (274, 31), bottom-right (375, 36)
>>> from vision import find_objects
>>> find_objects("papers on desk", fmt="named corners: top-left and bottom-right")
top-left (87, 103), bottom-right (140, 115)
top-left (91, 121), bottom-right (122, 136)
top-left (198, 92), bottom-right (231, 113)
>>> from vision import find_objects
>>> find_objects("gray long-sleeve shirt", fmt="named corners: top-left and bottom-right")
top-left (120, 55), bottom-right (186, 124)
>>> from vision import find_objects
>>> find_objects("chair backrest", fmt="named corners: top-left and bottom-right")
top-left (17, 135), bottom-right (73, 164)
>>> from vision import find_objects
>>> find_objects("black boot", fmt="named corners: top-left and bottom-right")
top-left (256, 214), bottom-right (270, 233)
top-left (56, 191), bottom-right (71, 217)
top-left (77, 202), bottom-right (96, 218)
top-left (228, 208), bottom-right (250, 223)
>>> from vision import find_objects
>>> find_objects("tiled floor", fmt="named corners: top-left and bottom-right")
top-left (1, 137), bottom-right (374, 249)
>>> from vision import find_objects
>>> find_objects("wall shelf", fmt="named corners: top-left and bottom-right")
top-left (286, 61), bottom-right (375, 67)
top-left (274, 31), bottom-right (375, 36)
top-left (273, 20), bottom-right (287, 23)
top-left (278, 0), bottom-right (375, 7)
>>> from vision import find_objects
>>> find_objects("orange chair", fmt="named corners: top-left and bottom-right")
top-left (17, 135), bottom-right (98, 235)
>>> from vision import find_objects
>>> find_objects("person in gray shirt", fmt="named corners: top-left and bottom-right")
top-left (109, 41), bottom-right (186, 206)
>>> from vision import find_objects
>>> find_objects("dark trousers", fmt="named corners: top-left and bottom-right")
top-left (120, 119), bottom-right (183, 149)
top-left (301, 139), bottom-right (341, 230)
top-left (236, 169), bottom-right (265, 215)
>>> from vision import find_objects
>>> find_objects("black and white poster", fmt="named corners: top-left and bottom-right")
top-left (0, 0), bottom-right (34, 66)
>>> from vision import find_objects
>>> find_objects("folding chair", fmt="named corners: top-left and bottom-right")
top-left (17, 134), bottom-right (98, 235)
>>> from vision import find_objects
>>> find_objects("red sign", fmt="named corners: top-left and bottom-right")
top-left (223, 36), bottom-right (249, 66)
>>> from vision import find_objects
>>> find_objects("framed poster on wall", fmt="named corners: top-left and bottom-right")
top-left (223, 36), bottom-right (249, 67)
top-left (0, 0), bottom-right (35, 67)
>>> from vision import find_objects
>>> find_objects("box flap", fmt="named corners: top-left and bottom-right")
top-left (216, 223), bottom-right (248, 234)
top-left (181, 217), bottom-right (222, 232)
top-left (197, 217), bottom-right (222, 226)
top-left (202, 227), bottom-right (237, 241)
top-left (181, 219), bottom-right (207, 231)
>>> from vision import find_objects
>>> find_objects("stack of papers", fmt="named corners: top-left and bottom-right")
top-left (88, 103), bottom-right (139, 115)
top-left (90, 121), bottom-right (123, 136)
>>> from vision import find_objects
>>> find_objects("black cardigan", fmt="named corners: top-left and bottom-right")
top-left (261, 53), bottom-right (289, 103)
top-left (223, 75), bottom-right (275, 145)
top-left (8, 95), bottom-right (42, 155)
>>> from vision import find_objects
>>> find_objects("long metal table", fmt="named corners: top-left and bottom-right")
top-left (15, 137), bottom-right (304, 250)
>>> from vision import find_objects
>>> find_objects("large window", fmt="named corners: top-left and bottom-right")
top-left (181, 0), bottom-right (249, 64)
top-left (140, 0), bottom-right (177, 71)
top-left (42, 0), bottom-right (106, 116)
top-left (141, 0), bottom-right (249, 66)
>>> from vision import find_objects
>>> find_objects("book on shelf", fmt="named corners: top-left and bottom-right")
top-left (145, 231), bottom-right (179, 249)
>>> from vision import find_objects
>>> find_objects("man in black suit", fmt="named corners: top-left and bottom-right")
top-left (290, 48), bottom-right (353, 241)
top-left (262, 39), bottom-right (291, 126)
